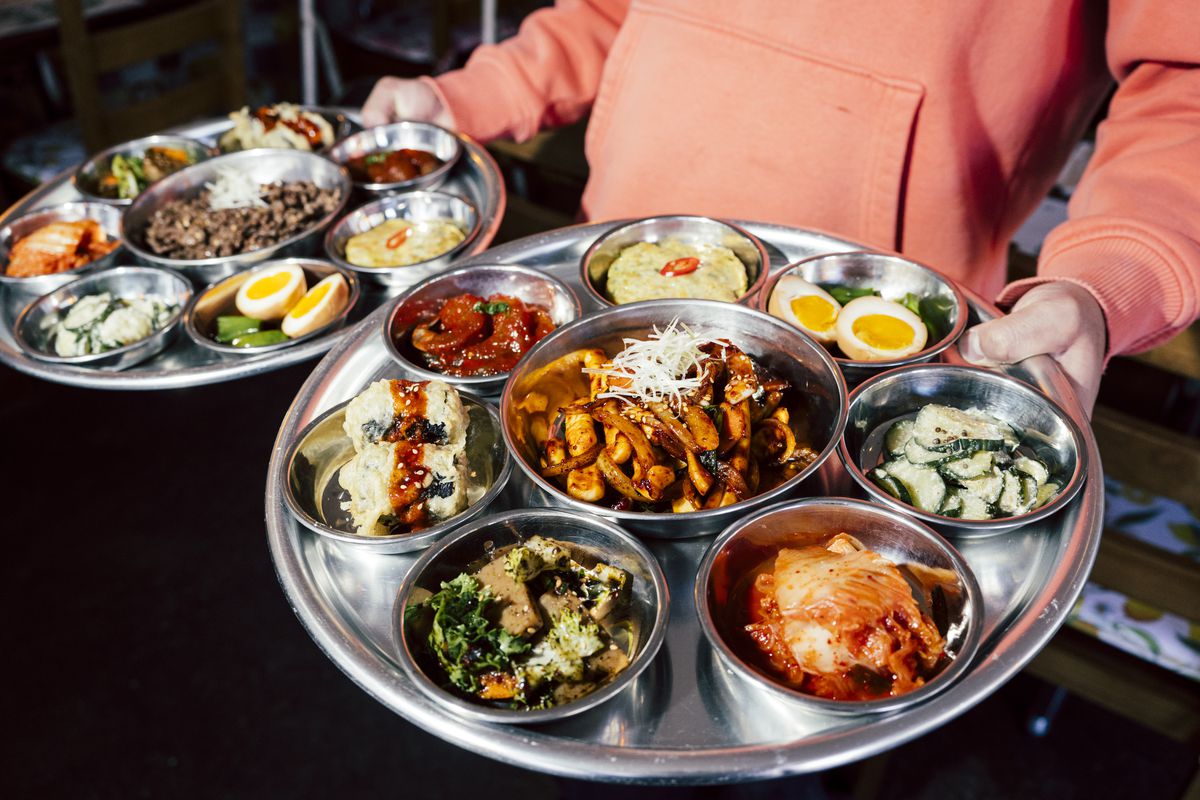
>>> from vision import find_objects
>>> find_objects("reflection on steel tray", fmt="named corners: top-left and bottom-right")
top-left (0, 112), bottom-right (505, 390)
top-left (265, 221), bottom-right (1102, 784)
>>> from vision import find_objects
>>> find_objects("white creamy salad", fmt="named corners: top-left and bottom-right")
top-left (50, 292), bottom-right (176, 356)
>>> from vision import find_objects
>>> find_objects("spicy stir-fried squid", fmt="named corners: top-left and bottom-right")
top-left (536, 321), bottom-right (818, 512)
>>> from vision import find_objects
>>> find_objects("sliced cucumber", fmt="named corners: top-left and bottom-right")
top-left (959, 492), bottom-right (994, 520)
top-left (871, 468), bottom-right (911, 505)
top-left (904, 439), bottom-right (956, 466)
top-left (884, 419), bottom-right (915, 456)
top-left (940, 489), bottom-right (965, 518)
top-left (913, 404), bottom-right (1019, 452)
top-left (882, 459), bottom-right (947, 513)
top-left (1034, 481), bottom-right (1061, 509)
top-left (957, 466), bottom-right (1004, 504)
top-left (997, 471), bottom-right (1026, 516)
top-left (938, 450), bottom-right (994, 481)
top-left (1013, 456), bottom-right (1049, 486)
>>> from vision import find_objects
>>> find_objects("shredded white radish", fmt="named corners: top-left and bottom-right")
top-left (583, 318), bottom-right (726, 406)
top-left (205, 166), bottom-right (267, 210)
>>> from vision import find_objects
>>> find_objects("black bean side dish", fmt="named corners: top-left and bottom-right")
top-left (143, 182), bottom-right (341, 260)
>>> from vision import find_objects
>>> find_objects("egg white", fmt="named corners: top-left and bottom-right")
top-left (835, 296), bottom-right (927, 361)
top-left (281, 273), bottom-right (349, 338)
top-left (767, 275), bottom-right (841, 343)
top-left (235, 264), bottom-right (307, 321)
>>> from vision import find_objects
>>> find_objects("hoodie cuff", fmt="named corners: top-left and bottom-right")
top-left (997, 220), bottom-right (1199, 362)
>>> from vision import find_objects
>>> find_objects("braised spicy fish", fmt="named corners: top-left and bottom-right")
top-left (347, 149), bottom-right (443, 184)
top-left (409, 293), bottom-right (556, 377)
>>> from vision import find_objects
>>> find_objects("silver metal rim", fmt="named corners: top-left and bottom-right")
top-left (263, 221), bottom-right (1101, 782)
top-left (71, 134), bottom-right (216, 207)
top-left (579, 215), bottom-right (772, 308)
top-left (693, 496), bottom-right (985, 715)
top-left (393, 508), bottom-right (671, 724)
top-left (380, 262), bottom-right (583, 392)
top-left (837, 362), bottom-right (1089, 537)
top-left (328, 120), bottom-right (464, 193)
top-left (755, 250), bottom-right (971, 370)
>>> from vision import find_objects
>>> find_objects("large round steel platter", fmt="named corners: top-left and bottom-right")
top-left (0, 113), bottom-right (505, 390)
top-left (265, 221), bottom-right (1101, 783)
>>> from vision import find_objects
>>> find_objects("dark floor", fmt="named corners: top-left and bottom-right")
top-left (2, 361), bottom-right (1195, 799)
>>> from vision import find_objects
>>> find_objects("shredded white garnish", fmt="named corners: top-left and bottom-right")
top-left (205, 166), bottom-right (267, 210)
top-left (583, 318), bottom-right (725, 406)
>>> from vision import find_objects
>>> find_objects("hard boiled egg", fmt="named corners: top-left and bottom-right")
top-left (235, 264), bottom-right (307, 321)
top-left (281, 273), bottom-right (350, 338)
top-left (835, 296), bottom-right (928, 361)
top-left (767, 275), bottom-right (841, 343)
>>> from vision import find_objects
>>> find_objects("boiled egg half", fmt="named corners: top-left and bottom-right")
top-left (835, 296), bottom-right (928, 361)
top-left (235, 263), bottom-right (307, 321)
top-left (767, 275), bottom-right (841, 343)
top-left (281, 273), bottom-right (350, 338)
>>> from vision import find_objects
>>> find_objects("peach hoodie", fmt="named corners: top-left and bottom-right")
top-left (430, 0), bottom-right (1200, 358)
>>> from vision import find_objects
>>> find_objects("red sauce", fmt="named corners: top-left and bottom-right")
top-left (385, 380), bottom-right (434, 531)
top-left (346, 148), bottom-right (443, 183)
top-left (253, 106), bottom-right (326, 149)
top-left (407, 293), bottom-right (556, 377)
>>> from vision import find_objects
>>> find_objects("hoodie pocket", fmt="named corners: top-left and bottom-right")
top-left (584, 6), bottom-right (925, 250)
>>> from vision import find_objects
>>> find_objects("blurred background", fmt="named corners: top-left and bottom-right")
top-left (1, 1), bottom-right (1197, 797)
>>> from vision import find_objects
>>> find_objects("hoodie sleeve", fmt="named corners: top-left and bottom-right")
top-left (996, 0), bottom-right (1200, 360)
top-left (427, 0), bottom-right (629, 144)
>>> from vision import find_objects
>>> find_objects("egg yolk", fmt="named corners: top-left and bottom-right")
top-left (790, 296), bottom-right (838, 332)
top-left (852, 314), bottom-right (915, 350)
top-left (246, 272), bottom-right (292, 300)
top-left (288, 281), bottom-right (330, 318)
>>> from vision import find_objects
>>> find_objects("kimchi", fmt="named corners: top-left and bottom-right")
top-left (5, 220), bottom-right (117, 278)
top-left (744, 533), bottom-right (945, 701)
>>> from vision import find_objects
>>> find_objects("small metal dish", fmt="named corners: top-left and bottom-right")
top-left (383, 263), bottom-right (581, 395)
top-left (283, 389), bottom-right (511, 554)
top-left (394, 508), bottom-right (670, 725)
top-left (123, 149), bottom-right (353, 285)
top-left (326, 121), bottom-right (463, 195)
top-left (756, 251), bottom-right (969, 386)
top-left (696, 497), bottom-right (983, 715)
top-left (0, 202), bottom-right (125, 305)
top-left (73, 134), bottom-right (215, 207)
top-left (838, 363), bottom-right (1088, 537)
top-left (13, 265), bottom-right (192, 370)
top-left (580, 215), bottom-right (770, 308)
top-left (215, 105), bottom-right (359, 153)
top-left (501, 299), bottom-right (848, 538)
top-left (323, 190), bottom-right (481, 290)
top-left (184, 258), bottom-right (361, 356)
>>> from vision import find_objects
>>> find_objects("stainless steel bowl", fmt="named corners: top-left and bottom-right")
top-left (501, 299), bottom-right (849, 538)
top-left (12, 265), bottom-right (192, 370)
top-left (757, 251), bottom-right (969, 386)
top-left (73, 134), bottom-right (215, 207)
top-left (323, 190), bottom-right (481, 290)
top-left (696, 497), bottom-right (983, 715)
top-left (215, 105), bottom-right (359, 153)
top-left (122, 149), bottom-right (353, 284)
top-left (184, 257), bottom-right (361, 356)
top-left (383, 263), bottom-right (581, 395)
top-left (0, 202), bottom-right (125, 307)
top-left (283, 390), bottom-right (511, 554)
top-left (326, 121), bottom-right (463, 194)
top-left (394, 508), bottom-right (670, 725)
top-left (580, 215), bottom-right (770, 308)
top-left (838, 363), bottom-right (1088, 537)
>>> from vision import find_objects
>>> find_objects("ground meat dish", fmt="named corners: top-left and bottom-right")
top-left (143, 182), bottom-right (340, 260)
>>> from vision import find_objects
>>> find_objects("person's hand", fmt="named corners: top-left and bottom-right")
top-left (362, 77), bottom-right (457, 129)
top-left (958, 281), bottom-right (1107, 417)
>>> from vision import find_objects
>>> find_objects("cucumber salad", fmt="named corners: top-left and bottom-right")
top-left (48, 292), bottom-right (177, 357)
top-left (871, 404), bottom-right (1060, 520)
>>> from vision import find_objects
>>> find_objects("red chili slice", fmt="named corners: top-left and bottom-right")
top-left (386, 228), bottom-right (410, 249)
top-left (660, 257), bottom-right (700, 277)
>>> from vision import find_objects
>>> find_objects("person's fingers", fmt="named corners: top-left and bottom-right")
top-left (361, 77), bottom-right (401, 127)
top-left (959, 294), bottom-right (1077, 365)
top-left (1055, 341), bottom-right (1102, 416)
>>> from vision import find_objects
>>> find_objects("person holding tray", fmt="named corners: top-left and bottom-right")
top-left (363, 0), bottom-right (1200, 416)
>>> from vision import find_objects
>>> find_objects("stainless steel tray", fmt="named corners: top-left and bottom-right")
top-left (265, 222), bottom-right (1102, 784)
top-left (0, 115), bottom-right (505, 390)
